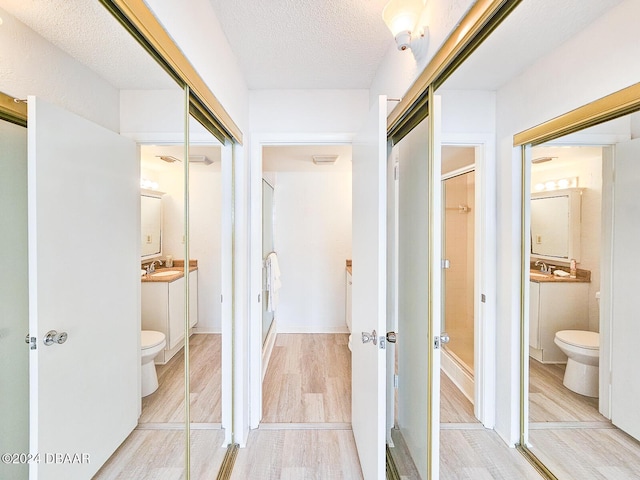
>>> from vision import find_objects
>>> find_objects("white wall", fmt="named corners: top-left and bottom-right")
top-left (531, 147), bottom-right (603, 332)
top-left (144, 0), bottom-right (249, 132)
top-left (0, 6), bottom-right (119, 131)
top-left (249, 89), bottom-right (370, 133)
top-left (494, 0), bottom-right (640, 444)
top-left (269, 171), bottom-right (352, 333)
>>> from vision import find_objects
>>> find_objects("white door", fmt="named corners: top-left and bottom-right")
top-left (611, 137), bottom-right (640, 441)
top-left (27, 97), bottom-right (139, 479)
top-left (351, 95), bottom-right (387, 479)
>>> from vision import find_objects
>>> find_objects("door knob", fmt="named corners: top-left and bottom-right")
top-left (386, 331), bottom-right (397, 343)
top-left (434, 332), bottom-right (450, 349)
top-left (43, 330), bottom-right (68, 346)
top-left (361, 329), bottom-right (377, 346)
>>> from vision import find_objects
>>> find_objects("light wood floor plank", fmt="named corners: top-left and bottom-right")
top-left (529, 357), bottom-right (604, 423)
top-left (529, 428), bottom-right (640, 480)
top-left (231, 429), bottom-right (363, 479)
top-left (440, 370), bottom-right (478, 424)
top-left (262, 334), bottom-right (351, 423)
top-left (140, 334), bottom-right (221, 424)
top-left (94, 429), bottom-right (226, 479)
top-left (440, 430), bottom-right (542, 480)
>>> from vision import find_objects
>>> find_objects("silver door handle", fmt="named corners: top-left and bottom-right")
top-left (361, 329), bottom-right (377, 346)
top-left (44, 330), bottom-right (68, 346)
top-left (434, 332), bottom-right (450, 349)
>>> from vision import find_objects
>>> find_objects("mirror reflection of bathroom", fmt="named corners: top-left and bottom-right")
top-left (260, 144), bottom-right (353, 425)
top-left (440, 146), bottom-right (480, 425)
top-left (138, 139), bottom-right (223, 426)
top-left (528, 144), bottom-right (602, 423)
top-left (527, 113), bottom-right (640, 473)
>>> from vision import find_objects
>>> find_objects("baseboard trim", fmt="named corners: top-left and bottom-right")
top-left (276, 326), bottom-right (350, 334)
top-left (441, 349), bottom-right (474, 403)
top-left (262, 319), bottom-right (277, 381)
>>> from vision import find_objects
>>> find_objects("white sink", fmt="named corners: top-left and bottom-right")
top-left (151, 270), bottom-right (180, 277)
top-left (530, 271), bottom-right (551, 278)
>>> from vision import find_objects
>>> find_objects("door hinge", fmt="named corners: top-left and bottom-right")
top-left (221, 294), bottom-right (223, 303)
top-left (394, 374), bottom-right (399, 389)
top-left (258, 293), bottom-right (261, 303)
top-left (441, 259), bottom-right (450, 269)
top-left (25, 334), bottom-right (36, 350)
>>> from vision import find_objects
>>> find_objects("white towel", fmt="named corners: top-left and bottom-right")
top-left (265, 252), bottom-right (281, 312)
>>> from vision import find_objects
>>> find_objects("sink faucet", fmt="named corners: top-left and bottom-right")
top-left (534, 260), bottom-right (548, 273)
top-left (146, 260), bottom-right (163, 274)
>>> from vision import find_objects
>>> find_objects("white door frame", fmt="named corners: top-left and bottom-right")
top-left (440, 133), bottom-right (497, 428)
top-left (248, 132), bottom-right (355, 432)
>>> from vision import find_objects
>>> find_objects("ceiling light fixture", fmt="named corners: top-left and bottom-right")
top-left (382, 0), bottom-right (428, 53)
top-left (312, 155), bottom-right (339, 165)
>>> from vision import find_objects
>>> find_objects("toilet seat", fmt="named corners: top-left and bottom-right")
top-left (555, 330), bottom-right (598, 350)
top-left (141, 330), bottom-right (165, 350)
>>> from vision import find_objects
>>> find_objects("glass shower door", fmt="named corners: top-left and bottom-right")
top-left (442, 171), bottom-right (475, 375)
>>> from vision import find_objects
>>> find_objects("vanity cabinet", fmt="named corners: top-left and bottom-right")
top-left (142, 270), bottom-right (198, 364)
top-left (529, 280), bottom-right (589, 363)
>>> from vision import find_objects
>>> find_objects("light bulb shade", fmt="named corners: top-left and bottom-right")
top-left (382, 0), bottom-right (423, 37)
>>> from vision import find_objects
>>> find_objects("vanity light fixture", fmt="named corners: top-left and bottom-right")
top-left (534, 176), bottom-right (578, 192)
top-left (382, 0), bottom-right (428, 53)
top-left (140, 178), bottom-right (159, 190)
top-left (312, 155), bottom-right (339, 165)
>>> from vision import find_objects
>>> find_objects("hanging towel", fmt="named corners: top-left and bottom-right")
top-left (265, 252), bottom-right (282, 312)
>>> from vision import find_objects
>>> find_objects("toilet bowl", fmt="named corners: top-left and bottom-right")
top-left (141, 330), bottom-right (166, 397)
top-left (554, 330), bottom-right (599, 397)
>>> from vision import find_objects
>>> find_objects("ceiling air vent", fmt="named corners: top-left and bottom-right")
top-left (312, 155), bottom-right (339, 165)
top-left (157, 155), bottom-right (213, 165)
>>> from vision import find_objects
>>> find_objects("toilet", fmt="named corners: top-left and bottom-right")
top-left (554, 330), bottom-right (599, 397)
top-left (141, 330), bottom-right (166, 397)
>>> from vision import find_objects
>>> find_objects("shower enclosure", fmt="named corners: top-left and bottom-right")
top-left (442, 170), bottom-right (475, 374)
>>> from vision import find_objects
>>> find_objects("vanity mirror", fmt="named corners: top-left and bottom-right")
top-left (141, 189), bottom-right (164, 259)
top-left (530, 188), bottom-right (582, 262)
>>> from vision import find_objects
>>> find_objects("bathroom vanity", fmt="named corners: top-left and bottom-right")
top-left (141, 263), bottom-right (198, 364)
top-left (529, 272), bottom-right (589, 363)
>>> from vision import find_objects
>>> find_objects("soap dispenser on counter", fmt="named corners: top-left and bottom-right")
top-left (569, 258), bottom-right (577, 278)
top-left (165, 254), bottom-right (173, 268)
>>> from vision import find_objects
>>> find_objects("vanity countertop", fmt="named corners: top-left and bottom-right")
top-left (529, 267), bottom-right (590, 283)
top-left (141, 260), bottom-right (198, 283)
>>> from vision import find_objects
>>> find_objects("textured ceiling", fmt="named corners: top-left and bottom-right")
top-left (441, 0), bottom-right (624, 90)
top-left (207, 0), bottom-right (394, 89)
top-left (0, 0), bottom-right (175, 89)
